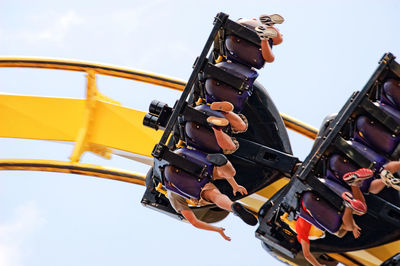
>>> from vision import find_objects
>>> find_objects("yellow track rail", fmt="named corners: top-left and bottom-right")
top-left (0, 159), bottom-right (146, 185)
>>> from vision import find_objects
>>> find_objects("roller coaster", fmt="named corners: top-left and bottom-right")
top-left (1, 12), bottom-right (399, 265)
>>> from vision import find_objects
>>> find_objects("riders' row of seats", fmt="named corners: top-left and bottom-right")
top-left (327, 79), bottom-right (400, 192)
top-left (164, 22), bottom-right (266, 200)
top-left (297, 79), bottom-right (400, 234)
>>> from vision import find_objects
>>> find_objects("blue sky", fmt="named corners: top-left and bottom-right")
top-left (0, 1), bottom-right (399, 265)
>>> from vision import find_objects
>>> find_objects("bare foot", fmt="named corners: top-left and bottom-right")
top-left (352, 223), bottom-right (361, 239)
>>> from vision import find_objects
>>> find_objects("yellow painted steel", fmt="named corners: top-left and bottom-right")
top-left (345, 240), bottom-right (400, 265)
top-left (0, 159), bottom-right (146, 185)
top-left (280, 113), bottom-right (318, 140)
top-left (70, 70), bottom-right (116, 162)
top-left (0, 94), bottom-right (162, 157)
top-left (240, 178), bottom-right (289, 213)
top-left (327, 253), bottom-right (358, 266)
top-left (0, 57), bottom-right (186, 90)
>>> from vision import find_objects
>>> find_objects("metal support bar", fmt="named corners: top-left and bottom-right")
top-left (390, 59), bottom-right (400, 79)
top-left (333, 136), bottom-right (377, 170)
top-left (365, 194), bottom-right (400, 228)
top-left (202, 61), bottom-right (249, 91)
top-left (153, 12), bottom-right (229, 153)
top-left (224, 19), bottom-right (261, 46)
top-left (255, 230), bottom-right (296, 259)
top-left (234, 137), bottom-right (298, 175)
top-left (181, 105), bottom-right (210, 127)
top-left (152, 144), bottom-right (208, 178)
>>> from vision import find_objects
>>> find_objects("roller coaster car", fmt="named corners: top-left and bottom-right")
top-left (141, 12), bottom-right (298, 222)
top-left (257, 53), bottom-right (400, 260)
top-left (140, 11), bottom-right (400, 264)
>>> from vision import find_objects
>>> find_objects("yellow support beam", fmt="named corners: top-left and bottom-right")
top-left (0, 94), bottom-right (162, 158)
top-left (70, 70), bottom-right (116, 162)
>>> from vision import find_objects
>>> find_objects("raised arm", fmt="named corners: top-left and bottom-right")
top-left (300, 240), bottom-right (325, 266)
top-left (180, 209), bottom-right (231, 241)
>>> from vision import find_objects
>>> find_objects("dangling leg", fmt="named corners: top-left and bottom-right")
top-left (210, 101), bottom-right (248, 133)
top-left (341, 207), bottom-right (361, 239)
top-left (211, 127), bottom-right (237, 152)
top-left (213, 160), bottom-right (247, 196)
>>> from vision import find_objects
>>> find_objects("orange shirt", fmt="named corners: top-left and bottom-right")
top-left (295, 217), bottom-right (312, 244)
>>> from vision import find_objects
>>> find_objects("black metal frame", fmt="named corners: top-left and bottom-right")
top-left (149, 12), bottom-right (298, 179)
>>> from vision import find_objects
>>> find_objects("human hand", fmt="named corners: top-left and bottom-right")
top-left (352, 224), bottom-right (361, 239)
top-left (217, 227), bottom-right (231, 241)
top-left (233, 185), bottom-right (248, 196)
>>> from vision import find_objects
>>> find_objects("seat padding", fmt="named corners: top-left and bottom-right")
top-left (225, 35), bottom-right (265, 69)
top-left (164, 148), bottom-right (213, 200)
top-left (205, 61), bottom-right (258, 112)
top-left (327, 151), bottom-right (377, 193)
top-left (354, 115), bottom-right (400, 155)
top-left (301, 191), bottom-right (343, 234)
top-left (185, 122), bottom-right (222, 153)
top-left (183, 105), bottom-right (225, 153)
top-left (382, 79), bottom-right (400, 109)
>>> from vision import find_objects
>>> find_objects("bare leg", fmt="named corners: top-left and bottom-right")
top-left (261, 40), bottom-right (274, 62)
top-left (202, 188), bottom-right (233, 212)
top-left (383, 161), bottom-right (400, 173)
top-left (368, 179), bottom-right (386, 194)
top-left (209, 101), bottom-right (247, 133)
top-left (351, 186), bottom-right (366, 208)
top-left (213, 162), bottom-right (247, 196)
top-left (214, 160), bottom-right (236, 178)
top-left (211, 127), bottom-right (236, 151)
top-left (224, 112), bottom-right (247, 132)
top-left (341, 207), bottom-right (361, 238)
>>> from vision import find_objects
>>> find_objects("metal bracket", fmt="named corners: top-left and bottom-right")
top-left (70, 70), bottom-right (118, 162)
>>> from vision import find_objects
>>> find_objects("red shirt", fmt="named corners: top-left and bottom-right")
top-left (295, 217), bottom-right (312, 244)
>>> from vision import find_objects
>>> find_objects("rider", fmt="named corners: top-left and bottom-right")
top-left (207, 101), bottom-right (247, 154)
top-left (166, 151), bottom-right (257, 241)
top-left (238, 14), bottom-right (284, 63)
top-left (295, 168), bottom-right (371, 266)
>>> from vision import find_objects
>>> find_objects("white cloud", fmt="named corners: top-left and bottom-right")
top-left (18, 10), bottom-right (84, 44)
top-left (0, 202), bottom-right (45, 266)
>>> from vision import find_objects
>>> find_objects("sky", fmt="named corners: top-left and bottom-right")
top-left (0, 0), bottom-right (400, 266)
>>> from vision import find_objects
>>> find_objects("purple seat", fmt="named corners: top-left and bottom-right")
top-left (300, 191), bottom-right (343, 234)
top-left (185, 122), bottom-right (222, 153)
top-left (184, 104), bottom-right (224, 153)
top-left (164, 148), bottom-right (213, 200)
top-left (354, 115), bottom-right (400, 156)
top-left (382, 79), bottom-right (400, 109)
top-left (327, 141), bottom-right (382, 193)
top-left (225, 35), bottom-right (265, 69)
top-left (350, 140), bottom-right (388, 170)
top-left (327, 154), bottom-right (358, 187)
top-left (380, 102), bottom-right (400, 124)
top-left (205, 61), bottom-right (259, 112)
